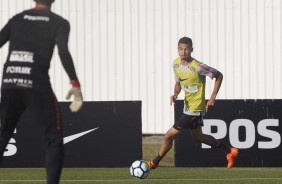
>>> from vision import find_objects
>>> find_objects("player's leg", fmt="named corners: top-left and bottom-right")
top-left (226, 147), bottom-right (239, 169)
top-left (190, 123), bottom-right (238, 169)
top-left (147, 127), bottom-right (180, 169)
top-left (190, 126), bottom-right (226, 149)
top-left (0, 90), bottom-right (26, 162)
top-left (147, 113), bottom-right (195, 169)
top-left (159, 127), bottom-right (181, 157)
top-left (31, 90), bottom-right (63, 184)
top-left (148, 113), bottom-right (202, 169)
top-left (188, 115), bottom-right (232, 152)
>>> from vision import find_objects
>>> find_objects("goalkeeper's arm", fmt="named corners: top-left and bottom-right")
top-left (55, 20), bottom-right (83, 112)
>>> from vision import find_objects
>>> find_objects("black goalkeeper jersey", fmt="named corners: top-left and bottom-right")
top-left (0, 9), bottom-right (78, 91)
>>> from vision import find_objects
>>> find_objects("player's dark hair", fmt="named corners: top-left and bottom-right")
top-left (178, 37), bottom-right (193, 48)
top-left (34, 0), bottom-right (55, 6)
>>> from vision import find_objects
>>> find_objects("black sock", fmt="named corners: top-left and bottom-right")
top-left (219, 143), bottom-right (230, 154)
top-left (153, 154), bottom-right (163, 165)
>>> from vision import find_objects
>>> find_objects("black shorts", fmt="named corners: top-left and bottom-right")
top-left (173, 113), bottom-right (204, 130)
top-left (0, 89), bottom-right (63, 139)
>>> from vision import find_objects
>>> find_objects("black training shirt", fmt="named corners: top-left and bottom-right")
top-left (0, 9), bottom-right (78, 91)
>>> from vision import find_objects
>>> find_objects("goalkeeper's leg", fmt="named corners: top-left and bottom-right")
top-left (33, 91), bottom-right (64, 184)
top-left (0, 90), bottom-right (25, 162)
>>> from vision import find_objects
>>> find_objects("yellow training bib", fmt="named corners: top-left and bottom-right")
top-left (173, 58), bottom-right (206, 112)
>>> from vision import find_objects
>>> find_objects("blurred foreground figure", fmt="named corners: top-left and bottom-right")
top-left (0, 0), bottom-right (83, 183)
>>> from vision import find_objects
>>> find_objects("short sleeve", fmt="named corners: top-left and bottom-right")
top-left (198, 63), bottom-right (219, 79)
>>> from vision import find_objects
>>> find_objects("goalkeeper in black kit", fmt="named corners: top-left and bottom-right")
top-left (0, 0), bottom-right (83, 183)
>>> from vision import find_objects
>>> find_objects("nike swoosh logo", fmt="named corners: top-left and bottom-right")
top-left (63, 127), bottom-right (99, 144)
top-left (179, 78), bottom-right (189, 81)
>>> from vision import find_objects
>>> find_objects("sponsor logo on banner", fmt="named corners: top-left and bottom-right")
top-left (4, 128), bottom-right (99, 157)
top-left (0, 101), bottom-right (142, 167)
top-left (4, 129), bottom-right (17, 157)
top-left (63, 127), bottom-right (99, 144)
top-left (174, 100), bottom-right (282, 167)
top-left (202, 119), bottom-right (281, 149)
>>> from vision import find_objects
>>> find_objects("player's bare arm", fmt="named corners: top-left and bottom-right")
top-left (206, 72), bottom-right (223, 112)
top-left (170, 82), bottom-right (181, 105)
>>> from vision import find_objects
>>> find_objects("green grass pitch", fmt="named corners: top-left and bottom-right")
top-left (0, 167), bottom-right (281, 184)
top-left (0, 143), bottom-right (281, 183)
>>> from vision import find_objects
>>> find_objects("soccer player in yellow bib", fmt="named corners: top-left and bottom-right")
top-left (147, 37), bottom-right (238, 170)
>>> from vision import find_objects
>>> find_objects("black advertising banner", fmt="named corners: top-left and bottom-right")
top-left (174, 100), bottom-right (282, 167)
top-left (0, 101), bottom-right (142, 167)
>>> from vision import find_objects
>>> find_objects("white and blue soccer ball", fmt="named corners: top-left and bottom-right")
top-left (130, 160), bottom-right (150, 179)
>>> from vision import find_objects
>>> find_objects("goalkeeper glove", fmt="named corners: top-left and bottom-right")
top-left (66, 80), bottom-right (83, 112)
